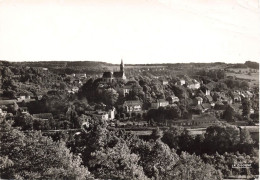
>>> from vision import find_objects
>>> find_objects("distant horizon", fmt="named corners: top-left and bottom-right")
top-left (1, 59), bottom-right (257, 65)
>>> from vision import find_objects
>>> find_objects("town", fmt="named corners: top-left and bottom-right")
top-left (0, 60), bottom-right (259, 179)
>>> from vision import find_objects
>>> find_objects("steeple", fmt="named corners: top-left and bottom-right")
top-left (120, 59), bottom-right (124, 72)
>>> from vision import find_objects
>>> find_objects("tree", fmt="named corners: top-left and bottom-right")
top-left (177, 129), bottom-right (194, 154)
top-left (150, 127), bottom-right (163, 141)
top-left (203, 125), bottom-right (240, 154)
top-left (202, 152), bottom-right (258, 177)
top-left (223, 105), bottom-right (235, 122)
top-left (14, 114), bottom-right (34, 130)
top-left (240, 81), bottom-right (249, 90)
top-left (11, 102), bottom-right (19, 114)
top-left (170, 85), bottom-right (187, 99)
top-left (161, 127), bottom-right (183, 151)
top-left (66, 105), bottom-right (78, 128)
top-left (59, 82), bottom-right (67, 90)
top-left (131, 112), bottom-right (137, 119)
top-left (242, 98), bottom-right (251, 118)
top-left (138, 140), bottom-right (179, 179)
top-left (245, 61), bottom-right (259, 69)
top-left (89, 140), bottom-right (148, 180)
top-left (0, 119), bottom-right (93, 180)
top-left (172, 152), bottom-right (222, 180)
top-left (166, 106), bottom-right (181, 119)
top-left (102, 88), bottom-right (119, 107)
top-left (240, 128), bottom-right (253, 144)
top-left (120, 113), bottom-right (126, 119)
top-left (192, 134), bottom-right (205, 155)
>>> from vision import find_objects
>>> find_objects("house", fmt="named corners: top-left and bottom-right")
top-left (36, 94), bottom-right (44, 101)
top-left (201, 103), bottom-right (212, 112)
top-left (123, 100), bottom-right (142, 112)
top-left (17, 93), bottom-right (31, 102)
top-left (122, 85), bottom-right (132, 96)
top-left (108, 108), bottom-right (115, 120)
top-left (201, 84), bottom-right (213, 95)
top-left (167, 95), bottom-right (179, 104)
top-left (215, 92), bottom-right (232, 104)
top-left (68, 87), bottom-right (79, 94)
top-left (175, 79), bottom-right (186, 86)
top-left (72, 87), bottom-right (79, 93)
top-left (91, 111), bottom-right (109, 121)
top-left (73, 80), bottom-right (83, 86)
top-left (221, 97), bottom-right (233, 105)
top-left (19, 107), bottom-right (29, 115)
top-left (76, 73), bottom-right (87, 78)
top-left (102, 59), bottom-right (127, 83)
top-left (151, 99), bottom-right (169, 109)
top-left (246, 91), bottom-right (253, 99)
top-left (82, 121), bottom-right (90, 131)
top-left (194, 97), bottom-right (203, 105)
top-left (240, 91), bottom-right (253, 99)
top-left (187, 79), bottom-right (200, 90)
top-left (161, 79), bottom-right (169, 85)
top-left (121, 85), bottom-right (142, 97)
top-left (168, 103), bottom-right (178, 108)
top-left (206, 95), bottom-right (213, 102)
top-left (85, 107), bottom-right (115, 121)
top-left (210, 102), bottom-right (215, 108)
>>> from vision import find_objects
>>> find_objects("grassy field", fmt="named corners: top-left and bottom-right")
top-left (106, 65), bottom-right (166, 71)
top-left (226, 68), bottom-right (259, 88)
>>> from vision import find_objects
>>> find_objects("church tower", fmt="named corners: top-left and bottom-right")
top-left (120, 59), bottom-right (124, 72)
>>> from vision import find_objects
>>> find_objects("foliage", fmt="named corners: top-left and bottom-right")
top-left (0, 119), bottom-right (93, 180)
top-left (242, 98), bottom-right (251, 117)
top-left (102, 88), bottom-right (119, 107)
top-left (223, 105), bottom-right (235, 122)
top-left (89, 139), bottom-right (148, 180)
top-left (245, 61), bottom-right (259, 69)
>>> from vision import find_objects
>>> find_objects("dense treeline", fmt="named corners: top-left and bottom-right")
top-left (0, 119), bottom-right (93, 180)
top-left (1, 116), bottom-right (258, 179)
top-left (245, 61), bottom-right (259, 69)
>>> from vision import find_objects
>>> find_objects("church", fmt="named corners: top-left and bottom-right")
top-left (102, 59), bottom-right (127, 83)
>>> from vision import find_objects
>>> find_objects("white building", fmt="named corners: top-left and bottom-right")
top-left (151, 99), bottom-right (169, 109)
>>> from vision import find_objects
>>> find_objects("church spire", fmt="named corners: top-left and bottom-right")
top-left (120, 59), bottom-right (124, 72)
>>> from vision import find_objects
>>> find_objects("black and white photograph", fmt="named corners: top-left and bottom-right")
top-left (0, 0), bottom-right (259, 179)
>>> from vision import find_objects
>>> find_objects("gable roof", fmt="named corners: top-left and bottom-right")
top-left (103, 72), bottom-right (113, 78)
top-left (202, 103), bottom-right (211, 109)
top-left (206, 95), bottom-right (213, 102)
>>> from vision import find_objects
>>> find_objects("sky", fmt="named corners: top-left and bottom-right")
top-left (0, 0), bottom-right (259, 64)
